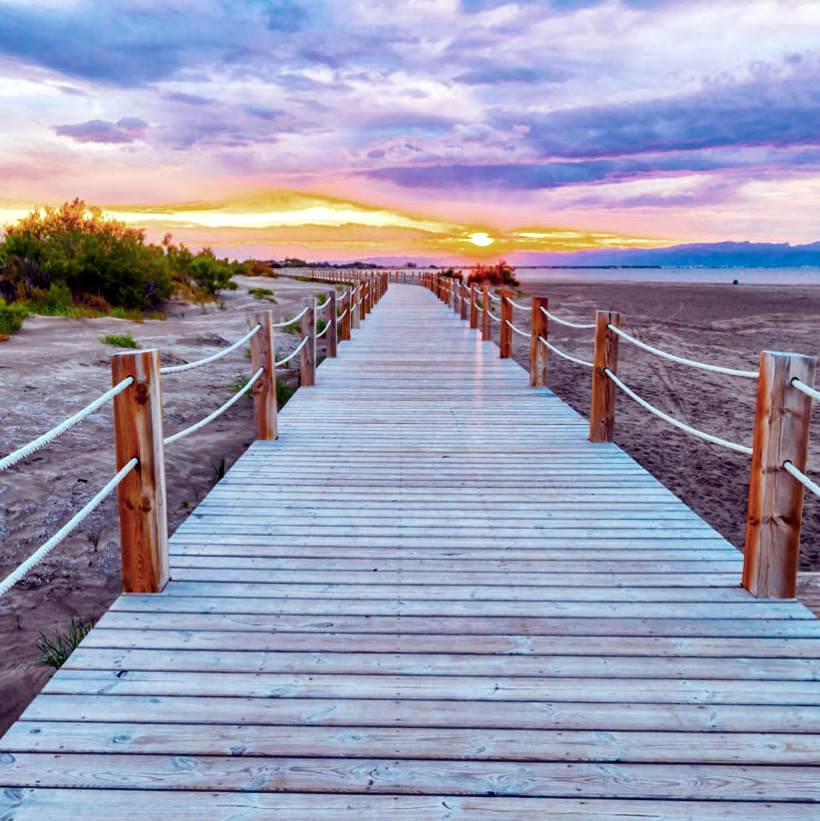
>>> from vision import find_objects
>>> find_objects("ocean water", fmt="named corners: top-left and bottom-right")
top-left (512, 267), bottom-right (820, 286)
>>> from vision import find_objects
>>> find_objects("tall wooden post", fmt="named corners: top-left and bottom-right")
top-left (248, 311), bottom-right (277, 440)
top-left (743, 352), bottom-right (816, 598)
top-left (110, 349), bottom-right (169, 594)
top-left (351, 285), bottom-right (361, 330)
top-left (470, 284), bottom-right (478, 329)
top-left (340, 287), bottom-right (352, 340)
top-left (460, 281), bottom-right (469, 320)
top-left (589, 310), bottom-right (620, 443)
top-left (482, 283), bottom-right (491, 341)
top-left (359, 281), bottom-right (367, 321)
top-left (300, 296), bottom-right (316, 387)
top-left (499, 289), bottom-right (513, 358)
top-left (325, 290), bottom-right (338, 357)
top-left (530, 297), bottom-right (549, 387)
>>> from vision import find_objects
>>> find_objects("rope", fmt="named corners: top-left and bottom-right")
top-left (538, 336), bottom-right (594, 368)
top-left (316, 296), bottom-right (332, 310)
top-left (784, 460), bottom-right (820, 500)
top-left (608, 324), bottom-right (758, 379)
top-left (164, 368), bottom-right (264, 446)
top-left (0, 378), bottom-right (134, 474)
top-left (336, 309), bottom-right (348, 324)
top-left (160, 325), bottom-right (261, 375)
top-left (792, 378), bottom-right (820, 403)
top-left (510, 299), bottom-right (531, 311)
top-left (274, 336), bottom-right (310, 368)
top-left (487, 292), bottom-right (502, 303)
top-left (540, 306), bottom-right (596, 330)
top-left (316, 322), bottom-right (330, 338)
top-left (506, 319), bottom-right (531, 339)
top-left (272, 305), bottom-right (310, 328)
top-left (604, 368), bottom-right (753, 455)
top-left (0, 457), bottom-right (138, 597)
top-left (487, 309), bottom-right (501, 323)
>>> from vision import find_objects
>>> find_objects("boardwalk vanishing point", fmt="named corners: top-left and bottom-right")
top-left (2, 282), bottom-right (820, 819)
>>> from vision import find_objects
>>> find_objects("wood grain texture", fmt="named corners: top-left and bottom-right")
top-left (744, 351), bottom-right (816, 598)
top-left (4, 284), bottom-right (819, 816)
top-left (499, 288), bottom-right (512, 358)
top-left (325, 290), bottom-right (338, 357)
top-left (299, 296), bottom-right (316, 387)
top-left (248, 311), bottom-right (276, 441)
top-left (530, 296), bottom-right (548, 387)
top-left (110, 349), bottom-right (169, 593)
top-left (590, 309), bottom-right (620, 443)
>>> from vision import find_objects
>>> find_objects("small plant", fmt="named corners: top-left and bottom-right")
top-left (274, 351), bottom-right (290, 368)
top-left (218, 300), bottom-right (226, 310)
top-left (277, 381), bottom-right (295, 406)
top-left (180, 499), bottom-right (189, 509)
top-left (244, 347), bottom-right (252, 360)
top-left (87, 528), bottom-right (104, 553)
top-left (297, 275), bottom-right (311, 282)
top-left (212, 456), bottom-right (227, 483)
top-left (100, 333), bottom-right (140, 348)
top-left (317, 317), bottom-right (327, 335)
top-left (281, 316), bottom-right (300, 334)
top-left (230, 373), bottom-right (250, 392)
top-left (36, 617), bottom-right (94, 669)
top-left (249, 287), bottom-right (277, 303)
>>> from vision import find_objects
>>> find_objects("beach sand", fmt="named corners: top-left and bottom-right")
top-left (0, 274), bottom-right (339, 734)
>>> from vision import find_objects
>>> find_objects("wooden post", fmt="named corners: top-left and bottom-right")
top-left (300, 296), bottom-right (316, 387)
top-left (499, 289), bottom-right (513, 358)
top-left (743, 352), bottom-right (816, 598)
top-left (351, 285), bottom-right (361, 330)
top-left (248, 311), bottom-right (277, 440)
top-left (110, 349), bottom-right (169, 594)
top-left (359, 281), bottom-right (367, 321)
top-left (482, 283), bottom-right (491, 341)
top-left (469, 284), bottom-right (478, 329)
top-left (460, 281), bottom-right (469, 320)
top-left (326, 290), bottom-right (338, 357)
top-left (589, 310), bottom-right (620, 443)
top-left (340, 287), bottom-right (352, 340)
top-left (530, 297), bottom-right (549, 387)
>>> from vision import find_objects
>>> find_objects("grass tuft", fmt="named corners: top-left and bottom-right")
top-left (100, 333), bottom-right (140, 348)
top-left (36, 617), bottom-right (94, 669)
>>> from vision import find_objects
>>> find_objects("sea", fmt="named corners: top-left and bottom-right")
top-left (509, 267), bottom-right (820, 286)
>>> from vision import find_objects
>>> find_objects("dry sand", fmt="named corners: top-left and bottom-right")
top-left (0, 274), bottom-right (339, 734)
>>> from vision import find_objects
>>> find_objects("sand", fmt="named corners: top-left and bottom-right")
top-left (0, 274), bottom-right (338, 734)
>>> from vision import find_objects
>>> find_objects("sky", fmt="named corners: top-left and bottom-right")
top-left (2, 0), bottom-right (820, 262)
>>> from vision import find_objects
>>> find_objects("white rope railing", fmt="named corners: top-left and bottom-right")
top-left (0, 457), bottom-right (138, 597)
top-left (510, 299), bottom-right (531, 311)
top-left (784, 460), bottom-right (820, 499)
top-left (0, 377), bottom-right (134, 474)
top-left (604, 368), bottom-right (753, 455)
top-left (316, 322), bottom-right (330, 339)
top-left (792, 378), bottom-right (820, 403)
top-left (608, 324), bottom-right (758, 379)
top-left (487, 292), bottom-right (502, 303)
top-left (487, 309), bottom-right (501, 323)
top-left (316, 296), bottom-right (332, 310)
top-left (538, 336), bottom-right (594, 368)
top-left (272, 305), bottom-right (311, 329)
top-left (506, 319), bottom-right (531, 339)
top-left (336, 309), bottom-right (348, 324)
top-left (540, 306), bottom-right (596, 330)
top-left (164, 368), bottom-right (264, 446)
top-left (274, 336), bottom-right (310, 368)
top-left (160, 325), bottom-right (261, 375)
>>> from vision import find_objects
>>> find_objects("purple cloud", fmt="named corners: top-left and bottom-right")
top-left (455, 66), bottom-right (571, 85)
top-left (55, 117), bottom-right (149, 144)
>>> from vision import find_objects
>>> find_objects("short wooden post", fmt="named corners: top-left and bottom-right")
top-left (589, 310), bottom-right (620, 443)
top-left (325, 291), bottom-right (338, 357)
top-left (469, 284), bottom-right (478, 329)
top-left (743, 352), bottom-right (816, 598)
top-left (530, 297), bottom-right (549, 387)
top-left (110, 349), bottom-right (169, 594)
top-left (451, 280), bottom-right (457, 312)
top-left (499, 289), bottom-right (513, 358)
top-left (482, 283), bottom-right (491, 341)
top-left (359, 282), bottom-right (367, 321)
top-left (248, 311), bottom-right (277, 440)
top-left (351, 285), bottom-right (361, 330)
top-left (340, 287), bottom-right (352, 340)
top-left (460, 281), bottom-right (469, 320)
top-left (300, 296), bottom-right (316, 387)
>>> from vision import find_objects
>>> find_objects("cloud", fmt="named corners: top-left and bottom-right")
top-left (163, 92), bottom-right (214, 106)
top-left (259, 0), bottom-right (310, 31)
top-left (454, 65), bottom-right (571, 84)
top-left (55, 117), bottom-right (149, 144)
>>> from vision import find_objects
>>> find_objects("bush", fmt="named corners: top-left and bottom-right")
top-left (249, 287), bottom-right (277, 303)
top-left (466, 260), bottom-right (519, 288)
top-left (0, 297), bottom-right (28, 337)
top-left (100, 333), bottom-right (140, 348)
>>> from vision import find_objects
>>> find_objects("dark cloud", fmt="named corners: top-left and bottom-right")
top-left (455, 66), bottom-right (571, 84)
top-left (163, 92), bottom-right (214, 106)
top-left (242, 103), bottom-right (287, 120)
top-left (55, 117), bottom-right (149, 144)
top-left (260, 0), bottom-right (310, 32)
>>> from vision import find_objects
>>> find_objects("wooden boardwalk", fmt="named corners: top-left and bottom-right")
top-left (2, 283), bottom-right (820, 818)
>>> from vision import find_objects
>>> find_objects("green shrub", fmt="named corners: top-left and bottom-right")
top-left (100, 333), bottom-right (140, 348)
top-left (249, 287), bottom-right (277, 303)
top-left (0, 297), bottom-right (28, 337)
top-left (317, 317), bottom-right (327, 335)
top-left (277, 381), bottom-right (295, 406)
top-left (36, 617), bottom-right (94, 669)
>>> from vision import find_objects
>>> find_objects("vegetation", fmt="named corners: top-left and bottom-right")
top-left (466, 260), bottom-right (519, 288)
top-left (0, 200), bottom-right (244, 338)
top-left (230, 373), bottom-right (251, 393)
top-left (36, 617), bottom-right (94, 669)
top-left (317, 317), bottom-right (327, 336)
top-left (249, 287), bottom-right (277, 303)
top-left (100, 333), bottom-right (140, 348)
top-left (440, 268), bottom-right (464, 280)
top-left (212, 456), bottom-right (227, 483)
top-left (277, 381), bottom-right (295, 406)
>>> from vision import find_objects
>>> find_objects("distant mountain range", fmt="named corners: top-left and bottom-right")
top-left (350, 242), bottom-right (820, 269)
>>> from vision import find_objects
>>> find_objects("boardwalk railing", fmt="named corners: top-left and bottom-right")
top-left (0, 277), bottom-right (386, 598)
top-left (418, 271), bottom-right (820, 601)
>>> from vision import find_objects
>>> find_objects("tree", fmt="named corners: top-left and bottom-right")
top-left (466, 260), bottom-right (519, 288)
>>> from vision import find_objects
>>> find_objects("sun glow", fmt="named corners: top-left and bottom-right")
top-left (467, 232), bottom-right (494, 247)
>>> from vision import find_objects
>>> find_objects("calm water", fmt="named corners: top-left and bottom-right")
top-left (512, 267), bottom-right (820, 286)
